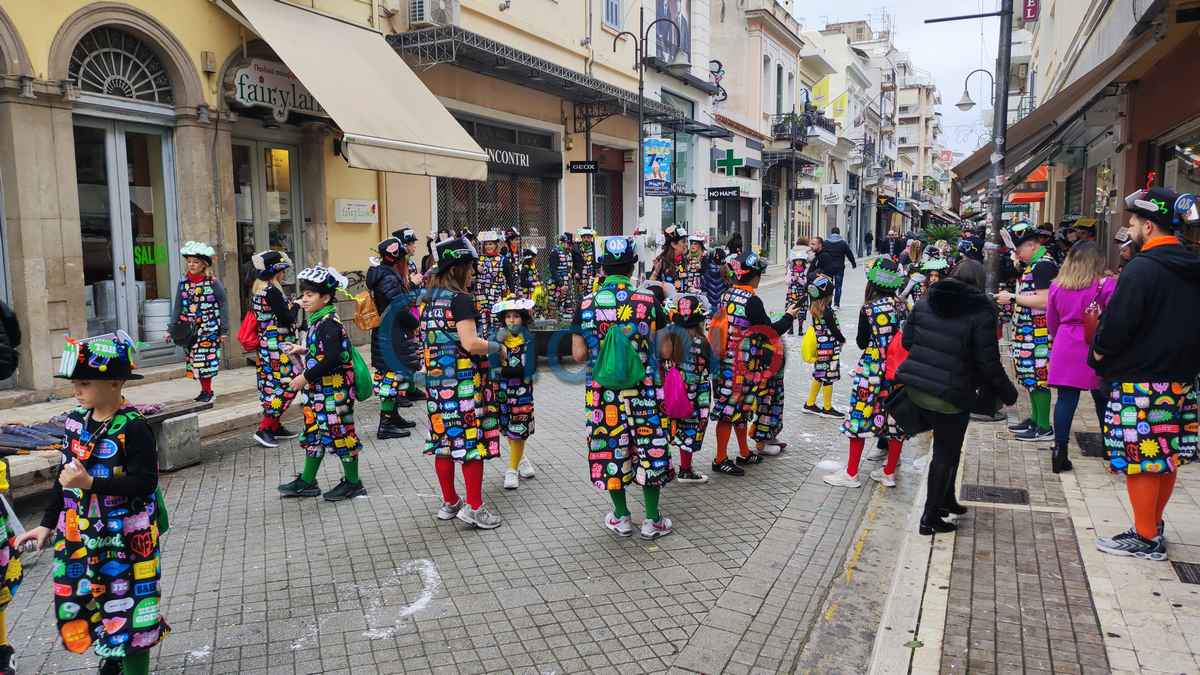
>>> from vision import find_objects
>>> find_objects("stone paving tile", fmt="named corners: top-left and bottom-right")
top-left (0, 277), bottom-right (900, 674)
top-left (940, 395), bottom-right (1110, 674)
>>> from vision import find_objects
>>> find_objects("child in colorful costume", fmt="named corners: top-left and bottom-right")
top-left (994, 221), bottom-right (1059, 441)
top-left (423, 237), bottom-right (503, 529)
top-left (493, 298), bottom-right (538, 490)
top-left (802, 273), bottom-right (845, 418)
top-left (165, 241), bottom-right (228, 402)
top-left (710, 252), bottom-right (800, 475)
top-left (367, 237), bottom-right (422, 440)
top-left (250, 250), bottom-right (301, 448)
top-left (277, 264), bottom-right (367, 502)
top-left (548, 233), bottom-right (581, 321)
top-left (19, 336), bottom-right (169, 675)
top-left (785, 247), bottom-right (810, 329)
top-left (473, 231), bottom-right (513, 334)
top-left (824, 258), bottom-right (910, 488)
top-left (573, 236), bottom-right (675, 539)
top-left (659, 293), bottom-right (712, 484)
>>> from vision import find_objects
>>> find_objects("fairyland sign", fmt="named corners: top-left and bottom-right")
top-left (230, 59), bottom-right (328, 122)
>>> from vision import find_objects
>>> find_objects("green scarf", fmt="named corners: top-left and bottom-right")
top-left (308, 304), bottom-right (337, 323)
top-left (602, 275), bottom-right (630, 287)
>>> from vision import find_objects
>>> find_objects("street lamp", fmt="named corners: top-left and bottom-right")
top-left (614, 6), bottom-right (690, 224)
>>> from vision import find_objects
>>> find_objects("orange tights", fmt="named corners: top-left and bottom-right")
top-left (714, 422), bottom-right (750, 464)
top-left (1126, 472), bottom-right (1176, 540)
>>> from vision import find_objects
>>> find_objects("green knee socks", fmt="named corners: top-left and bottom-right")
top-left (380, 397), bottom-right (396, 413)
top-left (123, 651), bottom-right (150, 675)
top-left (643, 487), bottom-right (661, 522)
top-left (610, 489), bottom-right (630, 519)
top-left (342, 456), bottom-right (360, 484)
top-left (300, 455), bottom-right (323, 483)
top-left (1030, 389), bottom-right (1052, 430)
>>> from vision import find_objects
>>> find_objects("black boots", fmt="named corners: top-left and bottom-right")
top-left (919, 516), bottom-right (957, 535)
top-left (377, 412), bottom-right (411, 439)
top-left (1051, 440), bottom-right (1073, 473)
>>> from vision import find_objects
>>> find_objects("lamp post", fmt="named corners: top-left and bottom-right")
top-left (614, 6), bottom-right (691, 226)
top-left (926, 0), bottom-right (1014, 294)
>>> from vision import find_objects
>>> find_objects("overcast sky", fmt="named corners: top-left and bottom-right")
top-left (793, 0), bottom-right (1003, 154)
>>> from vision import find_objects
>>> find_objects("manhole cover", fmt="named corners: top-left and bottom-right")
top-left (1173, 562), bottom-right (1200, 584)
top-left (1075, 432), bottom-right (1107, 458)
top-left (960, 484), bottom-right (1029, 505)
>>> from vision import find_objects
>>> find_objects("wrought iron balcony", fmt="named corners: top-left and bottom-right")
top-left (769, 112), bottom-right (807, 143)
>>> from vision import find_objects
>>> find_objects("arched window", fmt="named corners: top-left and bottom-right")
top-left (68, 26), bottom-right (173, 104)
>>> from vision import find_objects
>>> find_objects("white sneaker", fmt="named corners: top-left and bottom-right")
top-left (503, 469), bottom-right (519, 490)
top-left (518, 456), bottom-right (537, 478)
top-left (604, 512), bottom-right (632, 537)
top-left (757, 442), bottom-right (781, 456)
top-left (457, 502), bottom-right (502, 529)
top-left (641, 516), bottom-right (673, 540)
top-left (436, 498), bottom-right (463, 520)
top-left (870, 467), bottom-right (896, 487)
top-left (866, 446), bottom-right (889, 461)
top-left (823, 469), bottom-right (861, 488)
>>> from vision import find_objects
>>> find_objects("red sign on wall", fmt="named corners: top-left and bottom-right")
top-left (1023, 0), bottom-right (1039, 21)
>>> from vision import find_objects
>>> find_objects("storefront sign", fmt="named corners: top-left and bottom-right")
top-left (477, 138), bottom-right (563, 178)
top-left (229, 59), bottom-right (328, 122)
top-left (727, 176), bottom-right (756, 195)
top-left (644, 138), bottom-right (673, 197)
top-left (569, 161), bottom-right (598, 173)
top-left (715, 148), bottom-right (743, 176)
top-left (708, 187), bottom-right (741, 200)
top-left (334, 199), bottom-right (378, 223)
top-left (1003, 203), bottom-right (1031, 214)
top-left (1022, 0), bottom-right (1039, 22)
top-left (793, 188), bottom-right (815, 200)
top-left (820, 183), bottom-right (844, 206)
top-left (133, 245), bottom-right (167, 265)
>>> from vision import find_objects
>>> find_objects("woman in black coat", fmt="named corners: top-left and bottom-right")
top-left (366, 238), bottom-right (423, 439)
top-left (894, 260), bottom-right (1018, 535)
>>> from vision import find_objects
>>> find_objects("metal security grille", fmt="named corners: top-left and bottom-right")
top-left (436, 174), bottom-right (558, 281)
top-left (592, 170), bottom-right (624, 236)
top-left (960, 484), bottom-right (1030, 505)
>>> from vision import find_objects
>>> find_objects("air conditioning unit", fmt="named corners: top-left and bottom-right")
top-left (411, 0), bottom-right (460, 28)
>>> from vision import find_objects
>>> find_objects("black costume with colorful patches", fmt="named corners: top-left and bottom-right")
top-left (300, 312), bottom-right (362, 460)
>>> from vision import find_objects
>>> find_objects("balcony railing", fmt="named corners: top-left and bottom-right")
top-left (811, 115), bottom-right (836, 134)
top-left (770, 112), bottom-right (807, 143)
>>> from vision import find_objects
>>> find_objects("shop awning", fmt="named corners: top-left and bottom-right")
top-left (953, 34), bottom-right (1156, 193)
top-left (1007, 192), bottom-right (1046, 203)
top-left (230, 0), bottom-right (488, 180)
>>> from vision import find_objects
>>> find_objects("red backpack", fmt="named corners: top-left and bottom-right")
top-left (237, 311), bottom-right (259, 352)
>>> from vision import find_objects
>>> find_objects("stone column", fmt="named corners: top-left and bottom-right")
top-left (0, 77), bottom-right (87, 390)
top-left (300, 122), bottom-right (329, 267)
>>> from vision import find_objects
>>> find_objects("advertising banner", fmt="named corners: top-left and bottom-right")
top-left (644, 138), bottom-right (673, 197)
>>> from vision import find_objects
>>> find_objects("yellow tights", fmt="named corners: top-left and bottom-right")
top-left (509, 439), bottom-right (525, 470)
top-left (806, 380), bottom-right (832, 408)
top-left (0, 608), bottom-right (7, 645)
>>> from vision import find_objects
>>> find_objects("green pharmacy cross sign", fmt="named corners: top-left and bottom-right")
top-left (716, 149), bottom-right (744, 176)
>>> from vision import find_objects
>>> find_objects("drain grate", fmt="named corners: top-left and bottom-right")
top-left (1075, 432), bottom-right (1107, 458)
top-left (1173, 562), bottom-right (1200, 585)
top-left (960, 484), bottom-right (1030, 505)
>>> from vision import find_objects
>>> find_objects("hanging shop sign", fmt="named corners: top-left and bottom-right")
top-left (813, 77), bottom-right (829, 107)
top-left (477, 138), bottom-right (563, 178)
top-left (1003, 202), bottom-right (1031, 214)
top-left (569, 161), bottom-right (599, 173)
top-left (820, 183), bottom-right (844, 206)
top-left (334, 199), bottom-right (379, 223)
top-left (707, 187), bottom-right (741, 200)
top-left (227, 59), bottom-right (328, 122)
top-left (1022, 0), bottom-right (1039, 22)
top-left (644, 138), bottom-right (673, 197)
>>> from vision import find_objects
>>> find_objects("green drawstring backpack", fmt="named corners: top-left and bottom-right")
top-left (592, 323), bottom-right (646, 390)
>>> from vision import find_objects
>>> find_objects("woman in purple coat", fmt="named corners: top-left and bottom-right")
top-left (1047, 241), bottom-right (1114, 473)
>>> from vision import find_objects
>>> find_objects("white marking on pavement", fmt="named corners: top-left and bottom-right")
top-left (362, 559), bottom-right (442, 640)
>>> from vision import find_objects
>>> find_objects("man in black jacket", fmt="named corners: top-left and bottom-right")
top-left (366, 237), bottom-right (422, 439)
top-left (1091, 186), bottom-right (1200, 561)
top-left (821, 227), bottom-right (857, 309)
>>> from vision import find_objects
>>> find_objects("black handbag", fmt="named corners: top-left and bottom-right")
top-left (882, 385), bottom-right (933, 436)
top-left (170, 319), bottom-right (197, 349)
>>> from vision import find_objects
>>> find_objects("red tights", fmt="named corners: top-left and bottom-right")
top-left (199, 377), bottom-right (213, 393)
top-left (846, 438), bottom-right (904, 478)
top-left (435, 457), bottom-right (484, 509)
top-left (1127, 472), bottom-right (1176, 539)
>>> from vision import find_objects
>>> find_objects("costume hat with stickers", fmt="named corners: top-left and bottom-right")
top-left (492, 297), bottom-right (534, 325)
top-left (391, 224), bottom-right (419, 243)
top-left (180, 240), bottom-right (215, 264)
top-left (1000, 221), bottom-right (1044, 249)
top-left (558, 232), bottom-right (574, 244)
top-left (727, 250), bottom-right (768, 283)
top-left (865, 257), bottom-right (906, 290)
top-left (660, 222), bottom-right (686, 244)
top-left (597, 236), bottom-right (637, 266)
top-left (297, 263), bottom-right (349, 296)
top-left (522, 244), bottom-right (539, 259)
top-left (1125, 183), bottom-right (1198, 230)
top-left (577, 228), bottom-right (596, 238)
top-left (434, 236), bottom-right (479, 273)
top-left (808, 272), bottom-right (835, 300)
top-left (376, 237), bottom-right (407, 264)
top-left (478, 230), bottom-right (501, 243)
top-left (503, 227), bottom-right (521, 241)
top-left (55, 334), bottom-right (144, 380)
top-left (920, 257), bottom-right (949, 272)
top-left (252, 250), bottom-right (292, 280)
top-left (667, 293), bottom-right (708, 328)
top-left (688, 232), bottom-right (709, 247)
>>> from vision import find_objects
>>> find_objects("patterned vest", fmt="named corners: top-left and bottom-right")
top-left (252, 288), bottom-right (295, 347)
top-left (179, 276), bottom-right (221, 331)
top-left (1014, 251), bottom-right (1057, 329)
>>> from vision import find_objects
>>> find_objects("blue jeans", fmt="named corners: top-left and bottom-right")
top-left (1052, 386), bottom-right (1107, 444)
top-left (833, 270), bottom-right (845, 306)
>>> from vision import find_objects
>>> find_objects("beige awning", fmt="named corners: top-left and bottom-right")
top-left (231, 0), bottom-right (487, 181)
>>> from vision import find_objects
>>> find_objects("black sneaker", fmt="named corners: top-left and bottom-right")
top-left (818, 407), bottom-right (845, 419)
top-left (274, 426), bottom-right (300, 440)
top-left (99, 657), bottom-right (123, 675)
top-left (194, 391), bottom-right (215, 403)
top-left (0, 644), bottom-right (15, 675)
top-left (802, 403), bottom-right (824, 416)
top-left (735, 452), bottom-right (765, 465)
top-left (395, 396), bottom-right (413, 408)
top-left (278, 475), bottom-right (321, 497)
top-left (1096, 528), bottom-right (1167, 561)
top-left (392, 414), bottom-right (418, 429)
top-left (377, 418), bottom-right (411, 440)
top-left (1007, 417), bottom-right (1034, 432)
top-left (676, 467), bottom-right (709, 484)
top-left (193, 392), bottom-right (208, 402)
top-left (253, 428), bottom-right (279, 448)
top-left (711, 459), bottom-right (746, 476)
top-left (1014, 425), bottom-right (1053, 442)
top-left (323, 478), bottom-right (367, 502)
